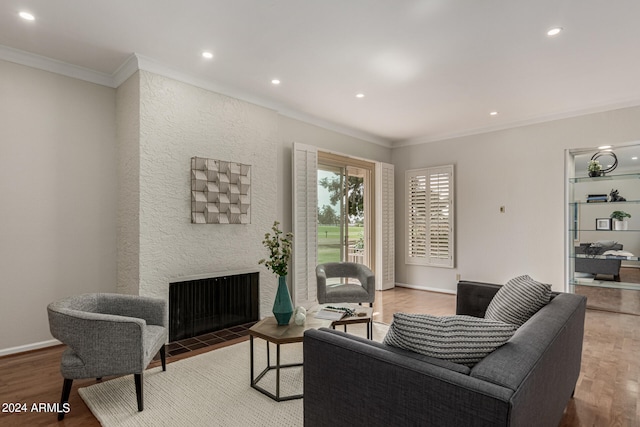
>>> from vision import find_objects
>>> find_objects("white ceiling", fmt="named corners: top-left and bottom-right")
top-left (2, 0), bottom-right (640, 146)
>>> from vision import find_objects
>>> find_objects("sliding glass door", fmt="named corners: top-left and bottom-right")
top-left (291, 142), bottom-right (394, 306)
top-left (317, 156), bottom-right (372, 268)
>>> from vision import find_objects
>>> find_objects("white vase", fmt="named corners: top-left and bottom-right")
top-left (613, 219), bottom-right (628, 231)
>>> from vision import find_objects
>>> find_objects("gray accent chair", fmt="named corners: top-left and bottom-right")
top-left (47, 293), bottom-right (168, 420)
top-left (316, 262), bottom-right (375, 307)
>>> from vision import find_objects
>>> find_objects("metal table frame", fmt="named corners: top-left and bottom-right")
top-left (248, 316), bottom-right (332, 402)
top-left (250, 336), bottom-right (303, 401)
top-left (329, 306), bottom-right (374, 340)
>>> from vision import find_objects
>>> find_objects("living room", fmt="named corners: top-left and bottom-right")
top-left (1, 1), bottom-right (640, 426)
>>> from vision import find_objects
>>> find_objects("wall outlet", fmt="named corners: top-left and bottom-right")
top-left (455, 273), bottom-right (461, 281)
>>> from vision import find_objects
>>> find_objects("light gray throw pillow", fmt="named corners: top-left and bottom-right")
top-left (484, 275), bottom-right (552, 327)
top-left (383, 312), bottom-right (518, 367)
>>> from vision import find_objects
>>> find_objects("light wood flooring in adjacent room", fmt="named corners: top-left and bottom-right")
top-left (1, 286), bottom-right (639, 426)
top-left (576, 267), bottom-right (640, 316)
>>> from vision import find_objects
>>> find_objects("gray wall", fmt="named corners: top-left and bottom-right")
top-left (0, 60), bottom-right (117, 353)
top-left (392, 106), bottom-right (640, 292)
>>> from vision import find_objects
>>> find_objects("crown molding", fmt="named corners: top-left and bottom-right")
top-left (10, 44), bottom-right (635, 150)
top-left (134, 54), bottom-right (393, 147)
top-left (393, 98), bottom-right (640, 148)
top-left (0, 44), bottom-right (115, 87)
top-left (112, 54), bottom-right (140, 88)
top-left (0, 46), bottom-right (392, 147)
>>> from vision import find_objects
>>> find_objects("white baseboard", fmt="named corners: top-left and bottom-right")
top-left (0, 339), bottom-right (61, 357)
top-left (395, 282), bottom-right (457, 295)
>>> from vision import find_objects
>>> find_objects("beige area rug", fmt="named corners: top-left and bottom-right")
top-left (79, 322), bottom-right (389, 427)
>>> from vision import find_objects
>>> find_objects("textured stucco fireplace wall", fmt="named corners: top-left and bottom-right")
top-left (117, 70), bottom-right (278, 318)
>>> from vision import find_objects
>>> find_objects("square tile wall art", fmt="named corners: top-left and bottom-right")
top-left (191, 156), bottom-right (251, 224)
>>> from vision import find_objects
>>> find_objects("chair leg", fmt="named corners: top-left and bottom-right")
top-left (135, 373), bottom-right (143, 411)
top-left (58, 378), bottom-right (73, 421)
top-left (160, 345), bottom-right (166, 371)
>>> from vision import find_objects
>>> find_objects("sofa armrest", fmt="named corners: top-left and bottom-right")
top-left (304, 328), bottom-right (514, 427)
top-left (456, 281), bottom-right (501, 317)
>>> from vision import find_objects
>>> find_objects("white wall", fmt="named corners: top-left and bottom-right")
top-left (113, 72), bottom-right (392, 318)
top-left (128, 71), bottom-right (279, 318)
top-left (120, 72), bottom-right (393, 317)
top-left (116, 71), bottom-right (140, 295)
top-left (0, 60), bottom-right (117, 353)
top-left (392, 105), bottom-right (640, 292)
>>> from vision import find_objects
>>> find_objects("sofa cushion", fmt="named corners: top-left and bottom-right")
top-left (383, 312), bottom-right (518, 367)
top-left (484, 275), bottom-right (551, 326)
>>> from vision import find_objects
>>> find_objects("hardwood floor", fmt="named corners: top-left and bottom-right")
top-left (1, 287), bottom-right (638, 426)
top-left (576, 267), bottom-right (640, 316)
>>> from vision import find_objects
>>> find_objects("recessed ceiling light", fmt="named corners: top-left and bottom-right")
top-left (489, 111), bottom-right (498, 116)
top-left (19, 11), bottom-right (35, 21)
top-left (598, 145), bottom-right (612, 150)
top-left (547, 27), bottom-right (563, 36)
top-left (356, 93), bottom-right (365, 98)
top-left (271, 79), bottom-right (281, 85)
top-left (201, 51), bottom-right (213, 59)
top-left (632, 157), bottom-right (638, 160)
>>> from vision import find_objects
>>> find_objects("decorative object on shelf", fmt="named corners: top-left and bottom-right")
top-left (191, 156), bottom-right (251, 224)
top-left (589, 150), bottom-right (618, 176)
top-left (587, 159), bottom-right (603, 177)
top-left (610, 210), bottom-right (631, 231)
top-left (609, 189), bottom-right (626, 202)
top-left (259, 221), bottom-right (294, 325)
top-left (595, 218), bottom-right (612, 230)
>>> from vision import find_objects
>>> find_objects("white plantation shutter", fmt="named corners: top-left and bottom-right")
top-left (407, 172), bottom-right (428, 260)
top-left (375, 162), bottom-right (395, 290)
top-left (291, 143), bottom-right (318, 306)
top-left (405, 165), bottom-right (454, 268)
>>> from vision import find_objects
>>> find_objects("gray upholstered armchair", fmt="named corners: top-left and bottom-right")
top-left (316, 262), bottom-right (375, 306)
top-left (47, 293), bottom-right (168, 420)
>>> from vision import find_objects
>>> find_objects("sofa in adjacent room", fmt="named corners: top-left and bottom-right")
top-left (303, 280), bottom-right (587, 427)
top-left (574, 242), bottom-right (623, 281)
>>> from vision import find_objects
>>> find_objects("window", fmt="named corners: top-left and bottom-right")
top-left (405, 165), bottom-right (454, 268)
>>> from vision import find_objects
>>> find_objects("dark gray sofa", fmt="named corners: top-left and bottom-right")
top-left (303, 280), bottom-right (587, 427)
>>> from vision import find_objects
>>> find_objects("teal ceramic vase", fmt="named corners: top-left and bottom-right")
top-left (273, 275), bottom-right (294, 325)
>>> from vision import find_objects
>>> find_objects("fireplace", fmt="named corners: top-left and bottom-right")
top-left (169, 271), bottom-right (259, 342)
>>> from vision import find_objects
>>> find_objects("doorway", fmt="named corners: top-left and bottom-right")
top-left (317, 153), bottom-right (373, 269)
top-left (567, 144), bottom-right (640, 315)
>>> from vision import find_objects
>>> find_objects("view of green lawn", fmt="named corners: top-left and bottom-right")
top-left (317, 225), bottom-right (363, 264)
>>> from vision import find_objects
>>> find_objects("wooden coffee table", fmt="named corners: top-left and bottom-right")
top-left (249, 315), bottom-right (331, 401)
top-left (330, 306), bottom-right (374, 339)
